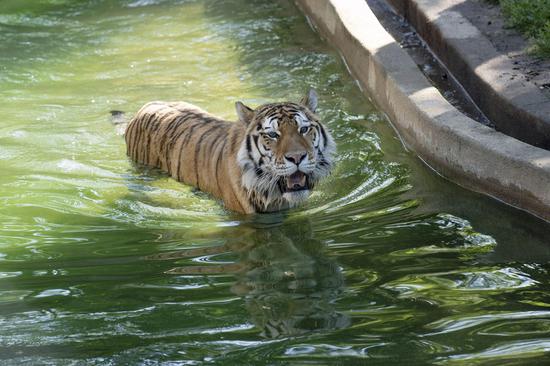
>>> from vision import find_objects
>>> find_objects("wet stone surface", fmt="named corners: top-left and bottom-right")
top-left (366, 0), bottom-right (493, 127)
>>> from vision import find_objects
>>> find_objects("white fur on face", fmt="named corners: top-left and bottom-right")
top-left (282, 189), bottom-right (311, 207)
top-left (273, 153), bottom-right (315, 177)
top-left (237, 110), bottom-right (335, 211)
top-left (294, 111), bottom-right (309, 128)
top-left (262, 116), bottom-right (279, 132)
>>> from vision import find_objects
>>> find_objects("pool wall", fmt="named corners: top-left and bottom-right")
top-left (295, 0), bottom-right (550, 222)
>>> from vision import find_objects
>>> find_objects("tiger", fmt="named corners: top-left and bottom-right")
top-left (124, 89), bottom-right (335, 214)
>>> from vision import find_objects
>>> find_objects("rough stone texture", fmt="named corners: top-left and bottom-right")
top-left (294, 0), bottom-right (550, 222)
top-left (459, 0), bottom-right (550, 100)
top-left (386, 0), bottom-right (550, 150)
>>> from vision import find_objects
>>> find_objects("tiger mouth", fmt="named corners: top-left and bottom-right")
top-left (281, 171), bottom-right (310, 193)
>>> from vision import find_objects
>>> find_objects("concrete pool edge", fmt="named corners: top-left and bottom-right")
top-left (295, 0), bottom-right (550, 222)
top-left (385, 0), bottom-right (550, 150)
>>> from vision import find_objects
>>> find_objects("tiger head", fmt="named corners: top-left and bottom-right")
top-left (236, 89), bottom-right (336, 212)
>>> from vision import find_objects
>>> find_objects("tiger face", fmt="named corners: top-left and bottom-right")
top-left (236, 89), bottom-right (335, 211)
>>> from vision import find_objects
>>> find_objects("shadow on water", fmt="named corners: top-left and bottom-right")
top-left (149, 215), bottom-right (350, 338)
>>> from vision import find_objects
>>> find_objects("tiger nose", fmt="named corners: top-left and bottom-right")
top-left (285, 152), bottom-right (306, 165)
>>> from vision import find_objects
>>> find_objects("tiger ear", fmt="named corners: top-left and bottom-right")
top-left (235, 102), bottom-right (254, 125)
top-left (300, 88), bottom-right (318, 113)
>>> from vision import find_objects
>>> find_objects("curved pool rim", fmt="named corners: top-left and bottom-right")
top-left (295, 0), bottom-right (550, 222)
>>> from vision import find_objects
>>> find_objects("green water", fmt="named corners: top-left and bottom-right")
top-left (1, 0), bottom-right (550, 364)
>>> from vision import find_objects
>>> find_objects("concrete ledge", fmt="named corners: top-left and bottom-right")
top-left (295, 0), bottom-right (550, 222)
top-left (386, 0), bottom-right (550, 150)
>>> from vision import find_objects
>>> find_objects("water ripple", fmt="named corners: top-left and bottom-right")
top-left (425, 311), bottom-right (550, 336)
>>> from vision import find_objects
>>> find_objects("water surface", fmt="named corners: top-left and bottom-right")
top-left (1, 0), bottom-right (550, 365)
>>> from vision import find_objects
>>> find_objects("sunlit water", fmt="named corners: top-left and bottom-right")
top-left (1, 0), bottom-right (550, 365)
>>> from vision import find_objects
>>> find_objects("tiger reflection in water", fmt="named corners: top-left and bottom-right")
top-left (151, 217), bottom-right (349, 338)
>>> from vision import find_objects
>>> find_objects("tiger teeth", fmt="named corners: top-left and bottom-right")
top-left (286, 171), bottom-right (306, 190)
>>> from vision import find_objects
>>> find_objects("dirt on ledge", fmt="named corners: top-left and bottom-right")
top-left (456, 0), bottom-right (550, 99)
top-left (366, 0), bottom-right (492, 126)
